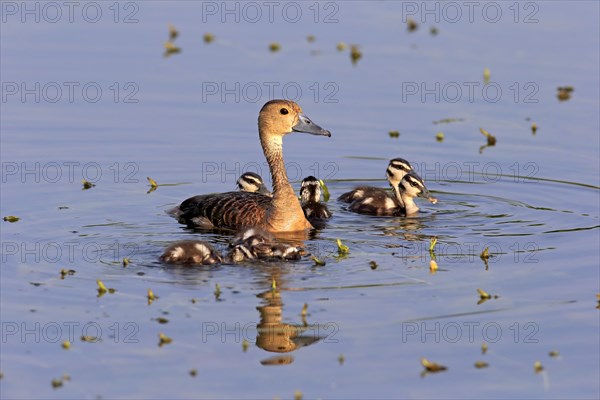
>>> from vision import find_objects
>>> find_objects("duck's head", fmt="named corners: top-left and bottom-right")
top-left (236, 172), bottom-right (271, 195)
top-left (386, 157), bottom-right (413, 187)
top-left (399, 171), bottom-right (431, 200)
top-left (258, 100), bottom-right (331, 140)
top-left (299, 176), bottom-right (321, 203)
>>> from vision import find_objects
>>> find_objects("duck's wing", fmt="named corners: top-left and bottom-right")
top-left (337, 186), bottom-right (383, 203)
top-left (348, 191), bottom-right (401, 216)
top-left (177, 191), bottom-right (271, 229)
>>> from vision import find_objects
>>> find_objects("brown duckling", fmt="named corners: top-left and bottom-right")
top-left (227, 228), bottom-right (302, 262)
top-left (160, 240), bottom-right (223, 265)
top-left (236, 172), bottom-right (272, 196)
top-left (299, 176), bottom-right (332, 226)
top-left (348, 171), bottom-right (434, 216)
top-left (338, 158), bottom-right (414, 203)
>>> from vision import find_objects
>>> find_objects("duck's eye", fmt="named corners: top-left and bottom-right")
top-left (410, 180), bottom-right (418, 187)
top-left (280, 108), bottom-right (289, 115)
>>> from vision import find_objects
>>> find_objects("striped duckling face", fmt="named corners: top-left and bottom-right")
top-left (299, 176), bottom-right (321, 204)
top-left (236, 172), bottom-right (271, 196)
top-left (398, 171), bottom-right (431, 200)
top-left (386, 158), bottom-right (414, 188)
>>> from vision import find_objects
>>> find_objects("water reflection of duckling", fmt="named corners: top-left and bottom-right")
top-left (160, 241), bottom-right (223, 265)
top-left (236, 172), bottom-right (272, 196)
top-left (228, 228), bottom-right (301, 262)
top-left (338, 158), bottom-right (414, 203)
top-left (299, 176), bottom-right (331, 226)
top-left (349, 172), bottom-right (435, 216)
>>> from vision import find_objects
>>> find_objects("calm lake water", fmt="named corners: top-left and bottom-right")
top-left (1, 1), bottom-right (599, 399)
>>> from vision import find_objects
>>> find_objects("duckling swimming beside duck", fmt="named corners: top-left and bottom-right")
top-left (160, 241), bottom-right (223, 265)
top-left (175, 100), bottom-right (331, 232)
top-left (160, 228), bottom-right (302, 266)
top-left (237, 172), bottom-right (271, 196)
top-left (299, 176), bottom-right (331, 227)
top-left (348, 171), bottom-right (435, 216)
top-left (338, 158), bottom-right (414, 203)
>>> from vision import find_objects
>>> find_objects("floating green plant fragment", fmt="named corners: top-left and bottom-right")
top-left (271, 279), bottom-right (277, 290)
top-left (62, 340), bottom-right (71, 349)
top-left (51, 378), bottom-right (63, 389)
top-left (483, 67), bottom-right (491, 84)
top-left (3, 216), bottom-right (19, 222)
top-left (60, 268), bottom-right (76, 279)
top-left (474, 361), bottom-right (489, 369)
top-left (436, 132), bottom-right (444, 142)
top-left (156, 317), bottom-right (169, 324)
top-left (557, 86), bottom-right (574, 101)
top-left (336, 42), bottom-right (347, 51)
top-left (336, 239), bottom-right (349, 255)
top-left (477, 288), bottom-right (492, 299)
top-left (294, 390), bottom-right (303, 400)
top-left (406, 18), bottom-right (418, 32)
top-left (307, 35), bottom-right (315, 43)
top-left (319, 179), bottom-right (330, 202)
top-left (168, 24), bottom-right (178, 41)
top-left (147, 288), bottom-right (157, 305)
top-left (242, 339), bottom-right (250, 352)
top-left (301, 303), bottom-right (308, 317)
top-left (122, 257), bottom-right (130, 267)
top-left (421, 357), bottom-right (447, 372)
top-left (350, 45), bottom-right (362, 65)
top-left (81, 335), bottom-right (99, 342)
top-left (311, 256), bottom-right (326, 266)
top-left (338, 353), bottom-right (345, 365)
top-left (96, 280), bottom-right (108, 295)
top-left (164, 41), bottom-right (181, 57)
top-left (534, 361), bottom-right (544, 373)
top-left (429, 237), bottom-right (438, 252)
top-left (158, 333), bottom-right (172, 347)
top-left (189, 369), bottom-right (198, 377)
top-left (147, 177), bottom-right (158, 188)
top-left (269, 42), bottom-right (281, 52)
top-left (203, 32), bottom-right (214, 43)
top-left (531, 123), bottom-right (538, 135)
top-left (479, 128), bottom-right (497, 145)
top-left (214, 283), bottom-right (221, 300)
top-left (388, 130), bottom-right (400, 138)
top-left (481, 342), bottom-right (488, 354)
top-left (429, 260), bottom-right (438, 273)
top-left (433, 118), bottom-right (464, 124)
top-left (369, 261), bottom-right (378, 270)
top-left (549, 350), bottom-right (560, 358)
top-left (480, 247), bottom-right (490, 260)
top-left (82, 180), bottom-right (95, 189)
top-left (430, 26), bottom-right (438, 35)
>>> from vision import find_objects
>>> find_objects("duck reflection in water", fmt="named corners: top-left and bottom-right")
top-left (254, 284), bottom-right (325, 365)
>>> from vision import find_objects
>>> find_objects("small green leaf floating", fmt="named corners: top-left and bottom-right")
top-left (369, 261), bottom-right (378, 270)
top-left (389, 130), bottom-right (400, 138)
top-left (147, 177), bottom-right (158, 188)
top-left (319, 179), bottom-right (330, 202)
top-left (429, 237), bottom-right (438, 252)
top-left (82, 180), bottom-right (95, 189)
top-left (336, 239), bottom-right (349, 255)
top-left (3, 216), bottom-right (20, 223)
top-left (436, 132), bottom-right (445, 142)
top-left (310, 256), bottom-right (326, 266)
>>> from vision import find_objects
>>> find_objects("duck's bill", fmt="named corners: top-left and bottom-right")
top-left (293, 114), bottom-right (331, 137)
top-left (418, 188), bottom-right (432, 199)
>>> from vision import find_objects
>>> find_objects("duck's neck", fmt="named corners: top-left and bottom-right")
top-left (261, 134), bottom-right (311, 230)
top-left (400, 192), bottom-right (419, 215)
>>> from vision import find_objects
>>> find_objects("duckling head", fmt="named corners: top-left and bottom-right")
top-left (237, 172), bottom-right (271, 195)
top-left (299, 176), bottom-right (321, 204)
top-left (387, 157), bottom-right (413, 187)
top-left (399, 171), bottom-right (431, 200)
top-left (258, 100), bottom-right (331, 142)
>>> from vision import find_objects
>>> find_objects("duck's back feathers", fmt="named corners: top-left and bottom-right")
top-left (348, 191), bottom-right (403, 216)
top-left (160, 240), bottom-right (223, 265)
top-left (177, 192), bottom-right (271, 230)
top-left (302, 202), bottom-right (331, 228)
top-left (338, 186), bottom-right (386, 203)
